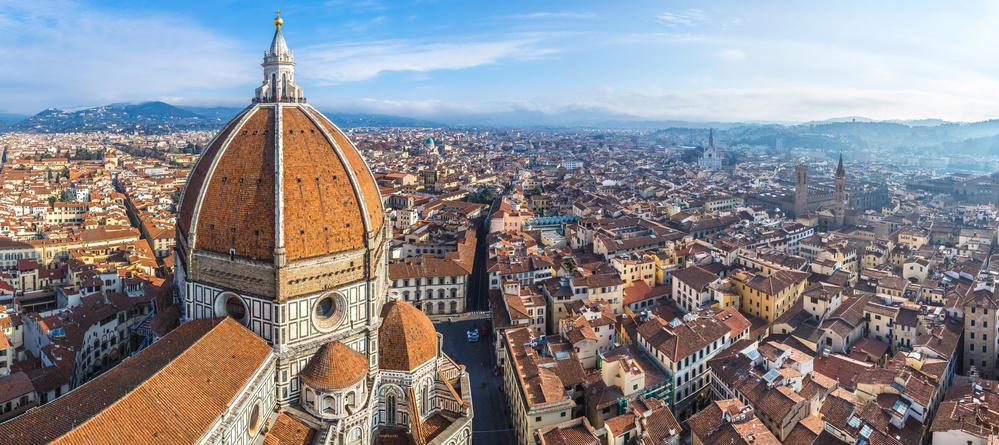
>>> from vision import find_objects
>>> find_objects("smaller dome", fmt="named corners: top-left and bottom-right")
top-left (379, 300), bottom-right (438, 371)
top-left (300, 341), bottom-right (368, 390)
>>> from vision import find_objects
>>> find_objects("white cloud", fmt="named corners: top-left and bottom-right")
top-left (717, 49), bottom-right (745, 60)
top-left (298, 39), bottom-right (557, 83)
top-left (657, 9), bottom-right (706, 27)
top-left (0, 1), bottom-right (252, 113)
top-left (323, 84), bottom-right (999, 124)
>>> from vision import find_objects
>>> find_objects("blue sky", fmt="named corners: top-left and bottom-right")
top-left (3, 0), bottom-right (999, 122)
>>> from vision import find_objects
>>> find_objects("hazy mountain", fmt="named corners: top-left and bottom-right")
top-left (12, 101), bottom-right (218, 134)
top-left (318, 112), bottom-right (443, 128)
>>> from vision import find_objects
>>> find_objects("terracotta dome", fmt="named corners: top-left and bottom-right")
top-left (379, 300), bottom-right (438, 371)
top-left (177, 103), bottom-right (384, 263)
top-left (299, 341), bottom-right (369, 390)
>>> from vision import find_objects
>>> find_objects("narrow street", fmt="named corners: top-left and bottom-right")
top-left (435, 319), bottom-right (515, 445)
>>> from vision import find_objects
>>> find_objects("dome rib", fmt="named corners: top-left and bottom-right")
top-left (309, 110), bottom-right (384, 231)
top-left (193, 107), bottom-right (277, 261)
top-left (298, 106), bottom-right (374, 235)
top-left (299, 341), bottom-right (368, 390)
top-left (178, 105), bottom-right (255, 238)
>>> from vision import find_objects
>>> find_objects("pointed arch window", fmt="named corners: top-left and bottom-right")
top-left (387, 395), bottom-right (397, 424)
top-left (422, 385), bottom-right (429, 416)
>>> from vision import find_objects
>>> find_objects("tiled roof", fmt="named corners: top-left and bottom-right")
top-left (0, 317), bottom-right (272, 445)
top-left (189, 107), bottom-right (277, 260)
top-left (181, 103), bottom-right (384, 263)
top-left (262, 413), bottom-right (318, 445)
top-left (419, 413), bottom-right (454, 442)
top-left (0, 372), bottom-right (33, 403)
top-left (688, 399), bottom-right (781, 445)
top-left (636, 314), bottom-right (730, 362)
top-left (379, 300), bottom-right (438, 371)
top-left (299, 341), bottom-right (368, 390)
top-left (538, 418), bottom-right (599, 445)
top-left (670, 265), bottom-right (719, 292)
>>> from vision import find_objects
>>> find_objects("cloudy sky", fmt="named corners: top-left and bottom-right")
top-left (3, 0), bottom-right (999, 122)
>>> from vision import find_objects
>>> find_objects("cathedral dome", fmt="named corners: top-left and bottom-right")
top-left (177, 96), bottom-right (384, 265)
top-left (379, 300), bottom-right (438, 371)
top-left (299, 341), bottom-right (368, 390)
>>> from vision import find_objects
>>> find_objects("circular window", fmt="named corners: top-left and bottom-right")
top-left (313, 292), bottom-right (347, 331)
top-left (316, 297), bottom-right (334, 319)
top-left (215, 292), bottom-right (249, 325)
top-left (248, 402), bottom-right (261, 434)
top-left (226, 296), bottom-right (246, 320)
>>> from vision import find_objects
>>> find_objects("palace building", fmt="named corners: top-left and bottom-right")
top-left (0, 14), bottom-right (473, 445)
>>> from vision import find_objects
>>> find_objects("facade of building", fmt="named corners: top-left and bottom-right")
top-left (697, 130), bottom-right (722, 171)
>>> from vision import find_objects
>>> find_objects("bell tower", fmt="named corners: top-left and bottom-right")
top-left (794, 165), bottom-right (808, 218)
top-left (834, 154), bottom-right (846, 228)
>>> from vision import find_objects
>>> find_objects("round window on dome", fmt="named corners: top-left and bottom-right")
top-left (313, 292), bottom-right (347, 331)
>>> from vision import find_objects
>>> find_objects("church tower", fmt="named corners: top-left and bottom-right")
top-left (834, 153), bottom-right (846, 228)
top-left (794, 165), bottom-right (808, 218)
top-left (698, 129), bottom-right (722, 170)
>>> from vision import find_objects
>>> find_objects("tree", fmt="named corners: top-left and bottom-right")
top-left (47, 196), bottom-right (56, 208)
top-left (463, 188), bottom-right (497, 205)
top-left (61, 166), bottom-right (70, 179)
top-left (530, 186), bottom-right (542, 196)
top-left (58, 189), bottom-right (75, 203)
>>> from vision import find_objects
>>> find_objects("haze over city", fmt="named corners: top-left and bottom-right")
top-left (5, 0), bottom-right (999, 123)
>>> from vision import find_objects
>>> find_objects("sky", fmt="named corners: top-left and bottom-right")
top-left (3, 0), bottom-right (999, 123)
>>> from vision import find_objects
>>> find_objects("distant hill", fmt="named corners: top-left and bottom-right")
top-left (12, 101), bottom-right (220, 134)
top-left (177, 106), bottom-right (246, 123)
top-left (2, 102), bottom-right (443, 134)
top-left (319, 112), bottom-right (443, 128)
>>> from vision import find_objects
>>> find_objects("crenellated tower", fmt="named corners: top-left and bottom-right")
top-left (834, 153), bottom-right (846, 228)
top-left (794, 165), bottom-right (808, 218)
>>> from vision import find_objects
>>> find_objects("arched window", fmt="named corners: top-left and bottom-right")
top-left (422, 385), bottom-right (429, 416)
top-left (323, 395), bottom-right (336, 415)
top-left (387, 395), bottom-right (397, 424)
top-left (348, 427), bottom-right (362, 443)
top-left (345, 391), bottom-right (357, 414)
top-left (403, 291), bottom-right (410, 301)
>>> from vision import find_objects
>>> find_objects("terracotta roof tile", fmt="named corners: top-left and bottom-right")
top-left (193, 107), bottom-right (277, 260)
top-left (379, 300), bottom-right (438, 371)
top-left (262, 413), bottom-right (317, 445)
top-left (299, 341), bottom-right (368, 390)
top-left (0, 317), bottom-right (271, 445)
